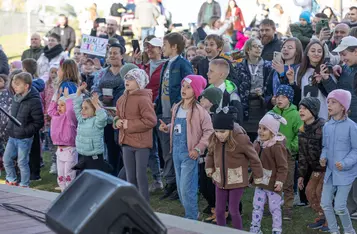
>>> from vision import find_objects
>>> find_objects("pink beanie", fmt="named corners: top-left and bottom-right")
top-left (327, 89), bottom-right (352, 111)
top-left (259, 113), bottom-right (287, 136)
top-left (182, 75), bottom-right (207, 99)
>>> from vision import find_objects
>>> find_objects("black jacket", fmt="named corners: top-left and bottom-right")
top-left (298, 118), bottom-right (326, 177)
top-left (7, 88), bottom-right (44, 139)
top-left (48, 26), bottom-right (76, 52)
top-left (0, 50), bottom-right (9, 75)
top-left (197, 56), bottom-right (239, 88)
top-left (261, 35), bottom-right (283, 61)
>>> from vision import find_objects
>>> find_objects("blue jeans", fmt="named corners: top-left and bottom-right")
top-left (321, 178), bottom-right (355, 233)
top-left (148, 128), bottom-right (161, 181)
top-left (141, 27), bottom-right (155, 40)
top-left (4, 137), bottom-right (33, 186)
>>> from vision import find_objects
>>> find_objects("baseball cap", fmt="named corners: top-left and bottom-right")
top-left (144, 38), bottom-right (163, 48)
top-left (333, 36), bottom-right (357, 53)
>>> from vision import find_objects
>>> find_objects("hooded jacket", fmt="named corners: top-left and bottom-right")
top-left (116, 89), bottom-right (157, 149)
top-left (271, 104), bottom-right (303, 156)
top-left (7, 88), bottom-right (44, 139)
top-left (290, 23), bottom-right (314, 49)
top-left (206, 123), bottom-right (264, 190)
top-left (298, 118), bottom-right (325, 177)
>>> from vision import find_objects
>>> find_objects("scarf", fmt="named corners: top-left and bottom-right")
top-left (43, 44), bottom-right (64, 62)
top-left (259, 133), bottom-right (285, 148)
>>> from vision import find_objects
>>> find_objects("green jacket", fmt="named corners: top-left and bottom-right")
top-left (21, 46), bottom-right (44, 61)
top-left (271, 104), bottom-right (303, 156)
top-left (290, 23), bottom-right (314, 49)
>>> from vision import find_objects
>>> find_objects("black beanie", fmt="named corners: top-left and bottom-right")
top-left (299, 97), bottom-right (320, 118)
top-left (212, 106), bottom-right (237, 130)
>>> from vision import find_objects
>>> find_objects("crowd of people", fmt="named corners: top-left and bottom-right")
top-left (2, 0), bottom-right (357, 234)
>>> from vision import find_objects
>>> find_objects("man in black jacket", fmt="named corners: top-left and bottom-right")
top-left (260, 19), bottom-right (282, 61)
top-left (48, 14), bottom-right (76, 54)
top-left (3, 72), bottom-right (44, 187)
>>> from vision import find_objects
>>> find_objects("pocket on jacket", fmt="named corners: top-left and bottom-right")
top-left (212, 167), bottom-right (221, 184)
top-left (336, 137), bottom-right (350, 150)
top-left (227, 167), bottom-right (243, 185)
top-left (79, 137), bottom-right (95, 152)
top-left (262, 168), bottom-right (272, 185)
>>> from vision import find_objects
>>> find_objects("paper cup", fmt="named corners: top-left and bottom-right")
top-left (102, 88), bottom-right (113, 96)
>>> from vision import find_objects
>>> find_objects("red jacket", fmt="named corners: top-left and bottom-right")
top-left (226, 7), bottom-right (245, 32)
top-left (138, 62), bottom-right (164, 102)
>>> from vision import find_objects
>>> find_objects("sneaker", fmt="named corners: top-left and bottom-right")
top-left (168, 190), bottom-right (179, 200)
top-left (319, 222), bottom-right (330, 232)
top-left (5, 180), bottom-right (18, 186)
top-left (30, 174), bottom-right (42, 181)
top-left (293, 193), bottom-right (301, 206)
top-left (351, 212), bottom-right (357, 220)
top-left (49, 163), bottom-right (57, 174)
top-left (203, 205), bottom-right (213, 214)
top-left (149, 180), bottom-right (163, 192)
top-left (283, 208), bottom-right (293, 220)
top-left (160, 184), bottom-right (176, 200)
top-left (307, 218), bottom-right (325, 229)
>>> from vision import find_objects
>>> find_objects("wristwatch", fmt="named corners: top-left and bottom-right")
top-left (194, 147), bottom-right (201, 154)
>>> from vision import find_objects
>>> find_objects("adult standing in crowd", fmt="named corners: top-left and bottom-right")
top-left (106, 19), bottom-right (126, 48)
top-left (21, 33), bottom-right (44, 61)
top-left (37, 33), bottom-right (68, 77)
top-left (325, 23), bottom-right (350, 52)
top-left (260, 19), bottom-right (283, 61)
top-left (135, 0), bottom-right (160, 40)
top-left (197, 0), bottom-right (221, 26)
top-left (0, 49), bottom-right (9, 75)
top-left (349, 6), bottom-right (357, 27)
top-left (92, 43), bottom-right (126, 176)
top-left (48, 14), bottom-right (76, 55)
top-left (225, 0), bottom-right (245, 33)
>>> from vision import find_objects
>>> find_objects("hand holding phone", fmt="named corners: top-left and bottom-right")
top-left (132, 40), bottom-right (140, 53)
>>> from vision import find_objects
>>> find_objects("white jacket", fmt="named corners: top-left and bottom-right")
top-left (37, 51), bottom-right (68, 77)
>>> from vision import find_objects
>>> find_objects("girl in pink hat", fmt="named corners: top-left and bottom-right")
top-left (159, 75), bottom-right (213, 220)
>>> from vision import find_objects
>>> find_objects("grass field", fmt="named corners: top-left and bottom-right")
top-left (1, 151), bottom-right (356, 234)
top-left (0, 33), bottom-right (28, 61)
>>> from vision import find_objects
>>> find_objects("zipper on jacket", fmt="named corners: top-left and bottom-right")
top-left (222, 143), bottom-right (226, 188)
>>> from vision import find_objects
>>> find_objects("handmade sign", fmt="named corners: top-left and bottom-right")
top-left (80, 35), bottom-right (108, 57)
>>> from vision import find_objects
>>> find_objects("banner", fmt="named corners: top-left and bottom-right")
top-left (80, 35), bottom-right (108, 57)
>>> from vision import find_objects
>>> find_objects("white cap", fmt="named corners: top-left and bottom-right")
top-left (144, 38), bottom-right (163, 48)
top-left (333, 36), bottom-right (357, 53)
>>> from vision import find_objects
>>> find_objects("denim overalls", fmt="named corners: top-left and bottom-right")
top-left (172, 107), bottom-right (199, 220)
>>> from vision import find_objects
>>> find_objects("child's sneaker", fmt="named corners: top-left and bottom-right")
top-left (5, 180), bottom-right (18, 186)
top-left (149, 180), bottom-right (163, 192)
top-left (307, 218), bottom-right (326, 229)
top-left (49, 163), bottom-right (57, 174)
top-left (282, 208), bottom-right (293, 220)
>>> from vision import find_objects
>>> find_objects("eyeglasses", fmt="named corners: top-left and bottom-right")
top-left (252, 44), bottom-right (263, 49)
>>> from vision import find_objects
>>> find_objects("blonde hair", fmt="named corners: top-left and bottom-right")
top-left (208, 130), bottom-right (237, 152)
top-left (210, 59), bottom-right (230, 76)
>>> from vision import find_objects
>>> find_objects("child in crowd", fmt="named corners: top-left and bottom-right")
top-left (199, 87), bottom-right (223, 223)
top-left (191, 56), bottom-right (205, 75)
top-left (271, 85), bottom-right (303, 220)
top-left (22, 58), bottom-right (45, 93)
top-left (55, 59), bottom-right (80, 98)
top-left (114, 68), bottom-right (157, 201)
top-left (47, 88), bottom-right (77, 192)
top-left (3, 72), bottom-right (44, 187)
top-left (10, 61), bottom-right (22, 73)
top-left (290, 11), bottom-right (314, 49)
top-left (197, 34), bottom-right (238, 87)
top-left (196, 41), bottom-right (207, 57)
top-left (297, 97), bottom-right (327, 231)
top-left (206, 106), bottom-right (263, 230)
top-left (81, 58), bottom-right (95, 92)
top-left (159, 75), bottom-right (213, 219)
top-left (0, 74), bottom-right (12, 175)
top-left (186, 46), bottom-right (197, 62)
top-left (250, 113), bottom-right (289, 234)
top-left (207, 59), bottom-right (243, 124)
top-left (155, 32), bottom-right (193, 201)
top-left (73, 82), bottom-right (111, 174)
top-left (320, 89), bottom-right (357, 234)
top-left (73, 46), bottom-right (83, 65)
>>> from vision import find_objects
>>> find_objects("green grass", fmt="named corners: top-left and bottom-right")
top-left (0, 33), bottom-right (28, 61)
top-left (1, 152), bottom-right (356, 233)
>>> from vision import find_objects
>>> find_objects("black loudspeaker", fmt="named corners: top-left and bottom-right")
top-left (45, 170), bottom-right (167, 234)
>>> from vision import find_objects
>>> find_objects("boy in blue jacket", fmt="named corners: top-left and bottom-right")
top-left (155, 32), bottom-right (193, 200)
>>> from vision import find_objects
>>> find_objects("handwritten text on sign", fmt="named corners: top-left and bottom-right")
top-left (80, 35), bottom-right (108, 57)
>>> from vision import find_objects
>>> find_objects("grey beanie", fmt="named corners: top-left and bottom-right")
top-left (120, 63), bottom-right (139, 78)
top-left (299, 97), bottom-right (320, 118)
top-left (201, 87), bottom-right (223, 106)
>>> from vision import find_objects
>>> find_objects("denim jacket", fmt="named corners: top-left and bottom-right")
top-left (155, 56), bottom-right (193, 115)
top-left (321, 117), bottom-right (357, 185)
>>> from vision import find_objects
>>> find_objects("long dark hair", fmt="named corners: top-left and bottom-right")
top-left (226, 0), bottom-right (238, 17)
top-left (281, 37), bottom-right (303, 65)
top-left (297, 40), bottom-right (325, 87)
